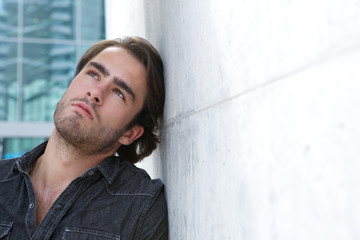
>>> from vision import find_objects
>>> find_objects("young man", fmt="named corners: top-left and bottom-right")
top-left (0, 37), bottom-right (168, 239)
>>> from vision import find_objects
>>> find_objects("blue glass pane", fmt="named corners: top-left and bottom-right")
top-left (0, 42), bottom-right (18, 121)
top-left (2, 138), bottom-right (46, 159)
top-left (22, 43), bottom-right (76, 121)
top-left (23, 0), bottom-right (76, 39)
top-left (81, 0), bottom-right (105, 41)
top-left (0, 0), bottom-right (18, 37)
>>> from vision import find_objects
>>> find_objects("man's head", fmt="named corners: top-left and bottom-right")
top-left (55, 37), bottom-right (165, 163)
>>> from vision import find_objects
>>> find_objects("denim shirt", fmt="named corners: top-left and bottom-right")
top-left (0, 142), bottom-right (168, 240)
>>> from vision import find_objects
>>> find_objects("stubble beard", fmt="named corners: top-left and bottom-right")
top-left (54, 98), bottom-right (128, 156)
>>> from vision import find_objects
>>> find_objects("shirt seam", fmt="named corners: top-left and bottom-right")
top-left (0, 175), bottom-right (19, 183)
top-left (134, 194), bottom-right (153, 240)
top-left (134, 182), bottom-right (162, 240)
top-left (126, 161), bottom-right (151, 179)
top-left (103, 179), bottom-right (154, 197)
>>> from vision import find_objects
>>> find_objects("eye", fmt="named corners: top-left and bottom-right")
top-left (113, 89), bottom-right (125, 100)
top-left (88, 71), bottom-right (99, 80)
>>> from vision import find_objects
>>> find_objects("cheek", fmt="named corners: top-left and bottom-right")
top-left (102, 104), bottom-right (134, 127)
top-left (66, 80), bottom-right (87, 96)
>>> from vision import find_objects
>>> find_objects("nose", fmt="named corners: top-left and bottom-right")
top-left (86, 86), bottom-right (103, 105)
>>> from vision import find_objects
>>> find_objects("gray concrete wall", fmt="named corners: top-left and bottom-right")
top-left (106, 0), bottom-right (360, 239)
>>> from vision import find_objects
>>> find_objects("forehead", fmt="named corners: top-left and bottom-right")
top-left (90, 47), bottom-right (148, 103)
top-left (92, 47), bottom-right (144, 71)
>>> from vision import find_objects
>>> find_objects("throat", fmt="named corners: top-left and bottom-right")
top-left (33, 184), bottom-right (66, 226)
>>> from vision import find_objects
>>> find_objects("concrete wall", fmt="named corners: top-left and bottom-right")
top-left (106, 1), bottom-right (360, 239)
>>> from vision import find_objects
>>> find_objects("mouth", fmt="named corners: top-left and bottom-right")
top-left (72, 102), bottom-right (93, 120)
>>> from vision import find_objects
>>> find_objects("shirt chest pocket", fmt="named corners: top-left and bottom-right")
top-left (0, 221), bottom-right (13, 240)
top-left (63, 227), bottom-right (120, 240)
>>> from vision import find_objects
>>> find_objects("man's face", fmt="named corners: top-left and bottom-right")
top-left (54, 47), bottom-right (147, 155)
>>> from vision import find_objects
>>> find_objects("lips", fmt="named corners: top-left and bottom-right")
top-left (72, 102), bottom-right (93, 119)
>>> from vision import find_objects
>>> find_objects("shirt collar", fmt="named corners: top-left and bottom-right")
top-left (15, 141), bottom-right (120, 184)
top-left (15, 141), bottom-right (48, 174)
top-left (97, 155), bottom-right (121, 184)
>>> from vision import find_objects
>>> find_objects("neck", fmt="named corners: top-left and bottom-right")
top-left (30, 129), bottom-right (117, 187)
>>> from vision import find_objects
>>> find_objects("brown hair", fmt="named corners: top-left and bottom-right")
top-left (75, 36), bottom-right (165, 163)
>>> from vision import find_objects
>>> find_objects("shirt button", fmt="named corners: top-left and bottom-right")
top-left (88, 170), bottom-right (94, 176)
top-left (56, 204), bottom-right (63, 209)
top-left (29, 202), bottom-right (35, 208)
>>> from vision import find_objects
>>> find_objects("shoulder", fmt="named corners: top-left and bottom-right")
top-left (102, 157), bottom-right (169, 238)
top-left (115, 161), bottom-right (169, 239)
top-left (108, 158), bottom-right (164, 197)
top-left (0, 158), bottom-right (19, 182)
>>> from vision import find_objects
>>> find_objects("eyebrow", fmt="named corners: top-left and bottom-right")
top-left (114, 77), bottom-right (136, 101)
top-left (89, 61), bottom-right (136, 101)
top-left (89, 61), bottom-right (110, 77)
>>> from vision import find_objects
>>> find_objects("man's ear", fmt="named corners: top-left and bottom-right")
top-left (118, 125), bottom-right (144, 146)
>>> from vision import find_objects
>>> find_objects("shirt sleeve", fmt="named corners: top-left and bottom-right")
top-left (135, 185), bottom-right (169, 240)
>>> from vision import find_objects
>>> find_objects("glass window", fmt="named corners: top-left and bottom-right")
top-left (0, 0), bottom-right (18, 37)
top-left (23, 0), bottom-right (75, 39)
top-left (22, 43), bottom-right (75, 121)
top-left (0, 42), bottom-right (18, 121)
top-left (81, 0), bottom-right (105, 41)
top-left (1, 137), bottom-right (47, 159)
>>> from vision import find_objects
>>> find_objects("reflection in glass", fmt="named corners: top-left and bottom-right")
top-left (23, 0), bottom-right (75, 39)
top-left (81, 0), bottom-right (105, 41)
top-left (0, 0), bottom-right (18, 37)
top-left (2, 137), bottom-right (47, 159)
top-left (22, 43), bottom-right (75, 121)
top-left (0, 42), bottom-right (18, 121)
